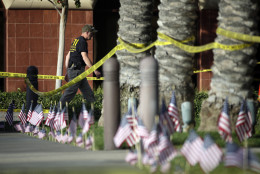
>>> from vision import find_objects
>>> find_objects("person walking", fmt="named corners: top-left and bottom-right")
top-left (60, 24), bottom-right (101, 106)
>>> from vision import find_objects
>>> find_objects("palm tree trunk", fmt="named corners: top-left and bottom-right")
top-left (199, 0), bottom-right (259, 131)
top-left (154, 0), bottom-right (198, 114)
top-left (116, 0), bottom-right (155, 113)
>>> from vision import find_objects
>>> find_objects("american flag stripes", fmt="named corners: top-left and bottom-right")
top-left (78, 104), bottom-right (86, 128)
top-left (217, 98), bottom-right (232, 142)
top-left (181, 130), bottom-right (204, 166)
top-left (235, 100), bottom-right (252, 142)
top-left (248, 149), bottom-right (260, 173)
top-left (54, 107), bottom-right (66, 131)
top-left (85, 136), bottom-right (94, 150)
top-left (168, 91), bottom-right (181, 132)
top-left (64, 106), bottom-right (69, 121)
top-left (76, 133), bottom-right (84, 147)
top-left (136, 117), bottom-right (149, 138)
top-left (45, 105), bottom-right (53, 126)
top-left (68, 111), bottom-right (77, 138)
top-left (48, 106), bottom-right (56, 130)
top-left (199, 134), bottom-right (223, 173)
top-left (18, 104), bottom-right (27, 124)
top-left (157, 130), bottom-right (177, 165)
top-left (159, 99), bottom-right (175, 135)
top-left (224, 142), bottom-right (243, 168)
top-left (5, 101), bottom-right (15, 126)
top-left (80, 102), bottom-right (89, 120)
top-left (113, 114), bottom-right (133, 147)
top-left (38, 129), bottom-right (46, 139)
top-left (26, 102), bottom-right (33, 122)
top-left (125, 150), bottom-right (138, 165)
top-left (29, 104), bottom-right (44, 126)
top-left (225, 142), bottom-right (260, 173)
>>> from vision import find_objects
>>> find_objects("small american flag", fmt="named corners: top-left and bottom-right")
top-left (159, 99), bottom-right (175, 135)
top-left (5, 101), bottom-right (15, 126)
top-left (55, 131), bottom-right (62, 142)
top-left (18, 104), bottom-right (27, 125)
top-left (80, 102), bottom-right (89, 120)
top-left (235, 100), bottom-right (252, 142)
top-left (158, 130), bottom-right (177, 165)
top-left (61, 133), bottom-right (68, 144)
top-left (199, 134), bottom-right (223, 173)
top-left (63, 106), bottom-right (69, 121)
top-left (54, 108), bottom-right (65, 131)
top-left (168, 91), bottom-right (181, 132)
top-left (45, 105), bottom-right (53, 126)
top-left (113, 115), bottom-right (133, 148)
top-left (76, 133), bottom-right (84, 147)
top-left (143, 123), bottom-right (159, 154)
top-left (82, 120), bottom-right (90, 135)
top-left (125, 150), bottom-right (138, 165)
top-left (181, 130), bottom-right (204, 166)
top-left (248, 148), bottom-right (260, 173)
top-left (224, 142), bottom-right (243, 168)
top-left (217, 98), bottom-right (232, 142)
top-left (26, 102), bottom-right (33, 122)
top-left (87, 109), bottom-right (95, 125)
top-left (14, 123), bottom-right (22, 132)
top-left (68, 111), bottom-right (77, 138)
top-left (38, 129), bottom-right (46, 139)
top-left (78, 107), bottom-right (86, 129)
top-left (136, 117), bottom-right (149, 138)
top-left (29, 104), bottom-right (44, 126)
top-left (225, 142), bottom-right (260, 173)
top-left (85, 135), bottom-right (94, 150)
top-left (60, 107), bottom-right (67, 129)
top-left (49, 106), bottom-right (56, 131)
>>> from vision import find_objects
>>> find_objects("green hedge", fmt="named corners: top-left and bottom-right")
top-left (0, 86), bottom-right (103, 120)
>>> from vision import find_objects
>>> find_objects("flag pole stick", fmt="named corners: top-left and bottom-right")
top-left (131, 97), bottom-right (142, 169)
top-left (60, 101), bottom-right (63, 139)
top-left (243, 137), bottom-right (248, 173)
top-left (29, 100), bottom-right (33, 137)
top-left (66, 102), bottom-right (69, 129)
top-left (82, 99), bottom-right (86, 149)
top-left (72, 106), bottom-right (76, 147)
top-left (91, 102), bottom-right (95, 151)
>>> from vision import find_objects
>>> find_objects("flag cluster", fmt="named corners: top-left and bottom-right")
top-left (11, 101), bottom-right (95, 150)
top-left (217, 98), bottom-right (253, 143)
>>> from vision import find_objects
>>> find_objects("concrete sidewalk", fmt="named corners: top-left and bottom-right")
top-left (0, 133), bottom-right (144, 174)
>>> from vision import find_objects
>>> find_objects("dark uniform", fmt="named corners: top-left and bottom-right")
top-left (60, 36), bottom-right (95, 106)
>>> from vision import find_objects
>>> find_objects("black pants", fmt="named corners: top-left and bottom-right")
top-left (60, 66), bottom-right (95, 106)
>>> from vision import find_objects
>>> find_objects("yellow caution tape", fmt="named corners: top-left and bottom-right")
top-left (0, 109), bottom-right (49, 113)
top-left (0, 72), bottom-right (104, 80)
top-left (217, 27), bottom-right (260, 43)
top-left (193, 69), bottom-right (212, 74)
top-left (157, 32), bottom-right (253, 53)
top-left (25, 45), bottom-right (124, 96)
top-left (5, 30), bottom-right (260, 96)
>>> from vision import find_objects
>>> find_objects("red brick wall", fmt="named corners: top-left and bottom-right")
top-left (197, 9), bottom-right (218, 91)
top-left (5, 9), bottom-right (94, 92)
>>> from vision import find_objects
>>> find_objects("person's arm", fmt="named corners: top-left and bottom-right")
top-left (65, 51), bottom-right (70, 69)
top-left (81, 52), bottom-right (101, 78)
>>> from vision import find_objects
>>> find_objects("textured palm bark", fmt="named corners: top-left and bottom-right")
top-left (154, 0), bottom-right (197, 117)
top-left (199, 0), bottom-right (259, 131)
top-left (116, 0), bottom-right (155, 114)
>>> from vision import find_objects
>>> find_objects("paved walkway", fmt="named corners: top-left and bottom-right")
top-left (0, 133), bottom-right (144, 174)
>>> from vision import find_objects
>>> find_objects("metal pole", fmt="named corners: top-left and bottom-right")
top-left (103, 57), bottom-right (120, 150)
top-left (139, 56), bottom-right (158, 132)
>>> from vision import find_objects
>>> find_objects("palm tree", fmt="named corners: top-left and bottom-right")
top-left (154, 0), bottom-right (198, 117)
top-left (116, 0), bottom-right (155, 113)
top-left (199, 0), bottom-right (259, 131)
